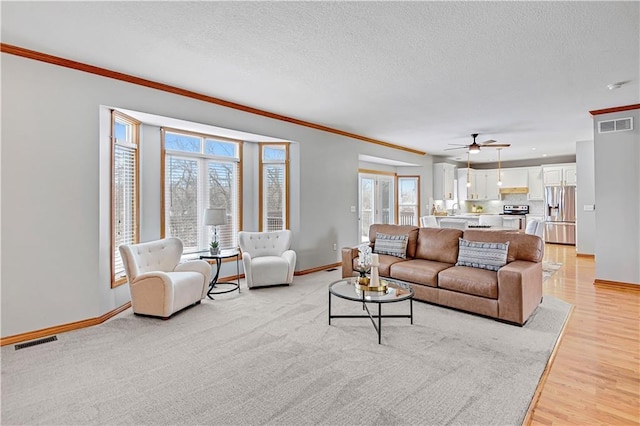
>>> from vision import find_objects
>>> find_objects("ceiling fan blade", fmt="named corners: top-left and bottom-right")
top-left (444, 146), bottom-right (467, 151)
top-left (447, 143), bottom-right (469, 147)
top-left (480, 144), bottom-right (511, 148)
top-left (481, 139), bottom-right (498, 144)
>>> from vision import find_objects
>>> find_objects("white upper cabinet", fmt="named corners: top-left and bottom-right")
top-left (564, 165), bottom-right (577, 185)
top-left (499, 168), bottom-right (528, 187)
top-left (433, 163), bottom-right (456, 200)
top-left (479, 169), bottom-right (500, 200)
top-left (543, 163), bottom-right (577, 186)
top-left (527, 167), bottom-right (544, 200)
top-left (458, 168), bottom-right (499, 200)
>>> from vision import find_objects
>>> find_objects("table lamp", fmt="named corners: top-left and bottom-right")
top-left (204, 208), bottom-right (227, 250)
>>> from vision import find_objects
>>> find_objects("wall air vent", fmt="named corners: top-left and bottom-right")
top-left (598, 117), bottom-right (633, 133)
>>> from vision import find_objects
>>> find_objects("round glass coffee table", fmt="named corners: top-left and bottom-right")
top-left (328, 278), bottom-right (414, 344)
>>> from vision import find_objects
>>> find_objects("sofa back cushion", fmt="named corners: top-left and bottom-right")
top-left (415, 228), bottom-right (464, 264)
top-left (369, 224), bottom-right (419, 258)
top-left (462, 230), bottom-right (543, 263)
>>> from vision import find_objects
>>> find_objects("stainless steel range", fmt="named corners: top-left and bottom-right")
top-left (501, 205), bottom-right (529, 230)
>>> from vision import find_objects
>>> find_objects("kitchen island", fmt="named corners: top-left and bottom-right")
top-left (434, 214), bottom-right (521, 229)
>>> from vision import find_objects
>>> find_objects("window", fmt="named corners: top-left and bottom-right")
top-left (111, 111), bottom-right (139, 287)
top-left (398, 176), bottom-right (420, 226)
top-left (358, 171), bottom-right (396, 242)
top-left (162, 129), bottom-right (242, 253)
top-left (260, 143), bottom-right (289, 231)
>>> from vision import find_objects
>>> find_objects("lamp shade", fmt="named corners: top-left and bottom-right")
top-left (204, 208), bottom-right (227, 226)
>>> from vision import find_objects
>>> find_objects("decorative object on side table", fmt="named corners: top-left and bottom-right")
top-left (356, 243), bottom-right (372, 285)
top-left (204, 207), bottom-right (226, 255)
top-left (209, 241), bottom-right (219, 255)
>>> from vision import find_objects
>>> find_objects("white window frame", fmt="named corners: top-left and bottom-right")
top-left (259, 142), bottom-right (289, 231)
top-left (111, 111), bottom-right (139, 288)
top-left (161, 128), bottom-right (242, 254)
top-left (397, 176), bottom-right (420, 226)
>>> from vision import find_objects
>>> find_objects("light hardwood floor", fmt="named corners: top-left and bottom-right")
top-left (529, 244), bottom-right (640, 425)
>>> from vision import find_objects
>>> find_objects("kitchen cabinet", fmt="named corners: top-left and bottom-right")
top-left (433, 163), bottom-right (456, 200)
top-left (457, 168), bottom-right (469, 200)
top-left (499, 168), bottom-right (528, 188)
top-left (458, 168), bottom-right (499, 200)
top-left (475, 169), bottom-right (500, 200)
top-left (564, 166), bottom-right (577, 185)
top-left (502, 216), bottom-right (521, 230)
top-left (543, 164), bottom-right (576, 186)
top-left (527, 167), bottom-right (544, 200)
top-left (457, 168), bottom-right (476, 200)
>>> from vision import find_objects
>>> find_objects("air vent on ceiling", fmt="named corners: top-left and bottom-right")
top-left (598, 117), bottom-right (633, 133)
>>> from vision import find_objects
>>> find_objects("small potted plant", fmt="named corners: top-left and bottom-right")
top-left (209, 240), bottom-right (219, 255)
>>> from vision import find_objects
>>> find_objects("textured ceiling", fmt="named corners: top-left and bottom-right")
top-left (2, 1), bottom-right (639, 163)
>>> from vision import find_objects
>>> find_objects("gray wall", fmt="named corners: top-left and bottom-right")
top-left (593, 109), bottom-right (640, 285)
top-left (575, 140), bottom-right (595, 255)
top-left (1, 54), bottom-right (432, 337)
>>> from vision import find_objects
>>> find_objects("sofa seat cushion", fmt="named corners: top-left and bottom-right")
top-left (352, 254), bottom-right (405, 277)
top-left (390, 259), bottom-right (453, 287)
top-left (438, 266), bottom-right (498, 299)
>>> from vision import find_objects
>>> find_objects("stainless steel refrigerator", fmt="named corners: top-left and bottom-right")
top-left (544, 185), bottom-right (576, 245)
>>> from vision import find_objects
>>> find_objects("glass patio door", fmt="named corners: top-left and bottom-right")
top-left (359, 173), bottom-right (395, 242)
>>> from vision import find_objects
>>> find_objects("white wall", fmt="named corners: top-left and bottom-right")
top-left (1, 54), bottom-right (433, 337)
top-left (575, 140), bottom-right (595, 255)
top-left (593, 109), bottom-right (640, 285)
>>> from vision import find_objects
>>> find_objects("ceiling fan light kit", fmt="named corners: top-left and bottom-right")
top-left (446, 133), bottom-right (511, 154)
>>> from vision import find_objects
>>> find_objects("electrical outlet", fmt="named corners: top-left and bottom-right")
top-left (332, 243), bottom-right (337, 251)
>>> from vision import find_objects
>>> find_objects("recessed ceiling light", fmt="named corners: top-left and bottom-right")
top-left (531, 147), bottom-right (536, 151)
top-left (542, 154), bottom-right (548, 157)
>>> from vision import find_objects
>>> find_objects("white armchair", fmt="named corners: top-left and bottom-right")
top-left (525, 219), bottom-right (545, 242)
top-left (119, 238), bottom-right (212, 319)
top-left (238, 230), bottom-right (296, 289)
top-left (419, 215), bottom-right (439, 228)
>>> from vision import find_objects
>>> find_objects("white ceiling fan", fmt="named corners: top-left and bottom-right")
top-left (446, 133), bottom-right (511, 154)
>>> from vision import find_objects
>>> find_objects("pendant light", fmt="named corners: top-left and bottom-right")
top-left (497, 148), bottom-right (503, 186)
top-left (466, 151), bottom-right (471, 187)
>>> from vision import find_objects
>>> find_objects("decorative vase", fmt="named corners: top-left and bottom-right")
top-left (358, 271), bottom-right (370, 286)
top-left (370, 265), bottom-right (380, 288)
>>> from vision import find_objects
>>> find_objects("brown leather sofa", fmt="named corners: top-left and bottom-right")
top-left (341, 224), bottom-right (544, 325)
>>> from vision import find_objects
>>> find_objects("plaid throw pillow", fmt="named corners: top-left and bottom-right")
top-left (374, 233), bottom-right (408, 259)
top-left (456, 238), bottom-right (509, 271)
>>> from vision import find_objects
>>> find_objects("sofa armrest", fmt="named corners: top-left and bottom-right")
top-left (497, 260), bottom-right (543, 325)
top-left (341, 247), bottom-right (359, 278)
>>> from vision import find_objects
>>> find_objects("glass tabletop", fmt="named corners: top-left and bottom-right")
top-left (329, 278), bottom-right (414, 303)
top-left (199, 250), bottom-right (240, 259)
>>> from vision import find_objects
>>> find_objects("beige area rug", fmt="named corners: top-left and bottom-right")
top-left (543, 261), bottom-right (562, 282)
top-left (1, 270), bottom-right (571, 425)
